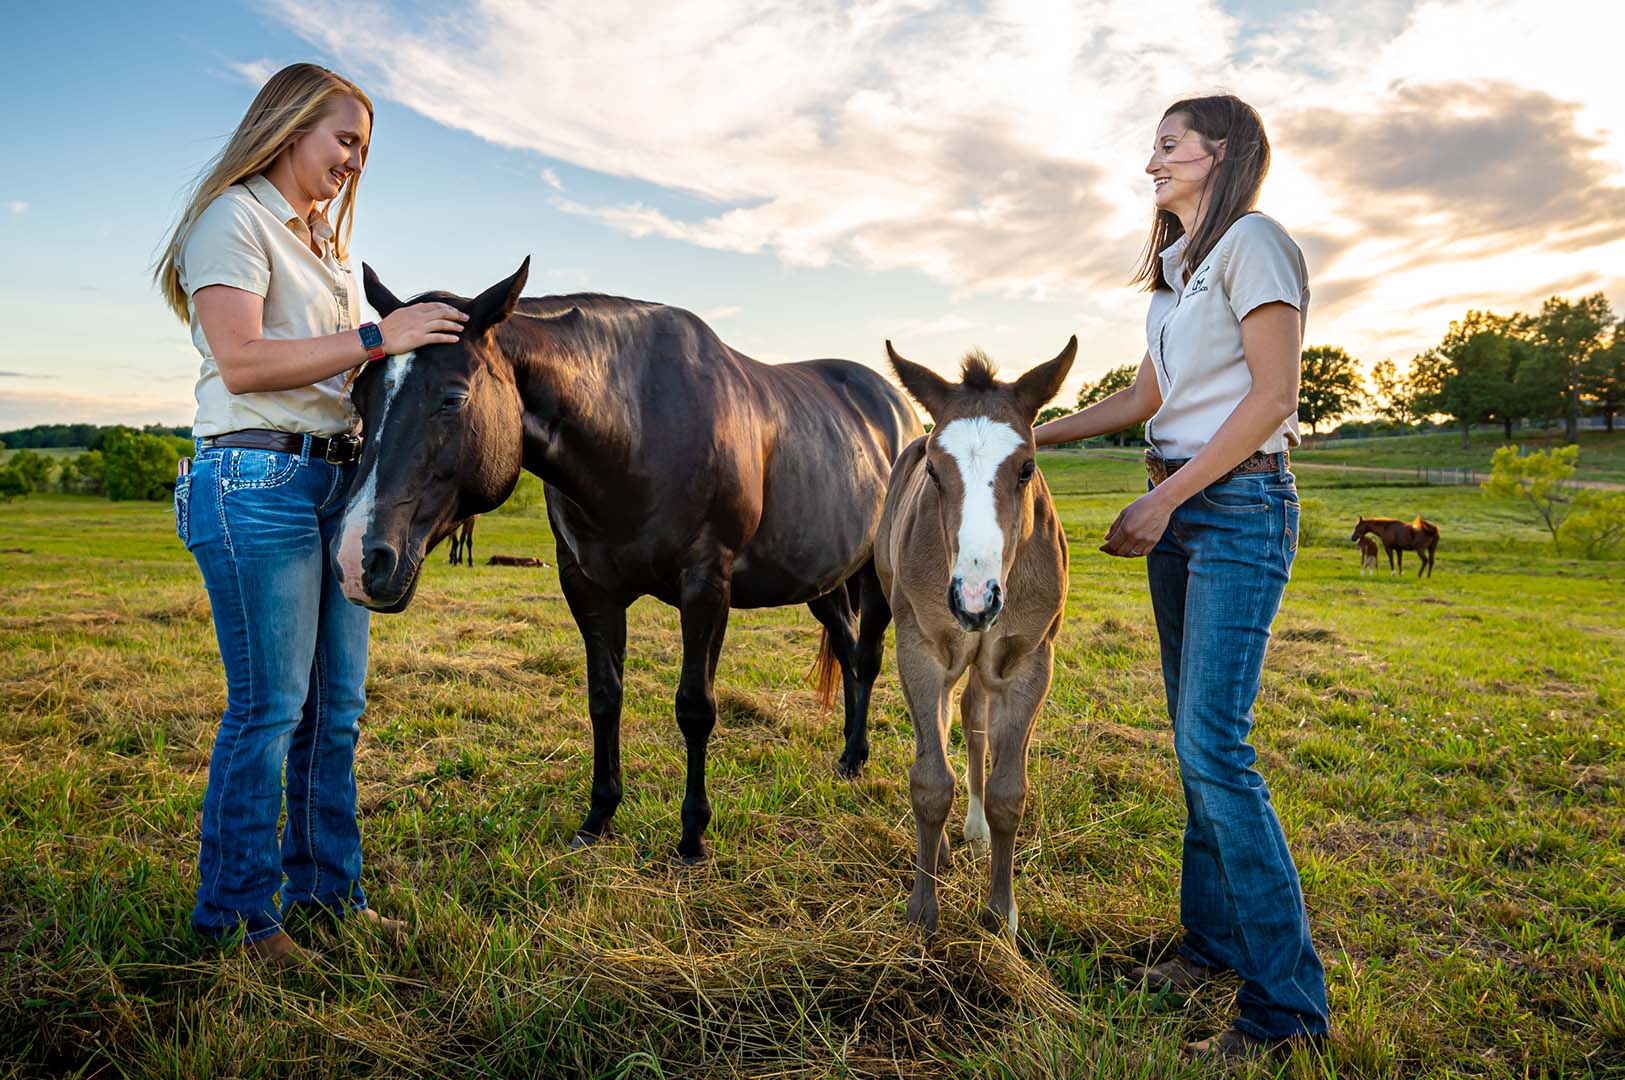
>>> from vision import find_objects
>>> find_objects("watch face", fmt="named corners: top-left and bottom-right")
top-left (360, 323), bottom-right (383, 349)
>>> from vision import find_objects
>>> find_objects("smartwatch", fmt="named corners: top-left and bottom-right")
top-left (358, 322), bottom-right (386, 362)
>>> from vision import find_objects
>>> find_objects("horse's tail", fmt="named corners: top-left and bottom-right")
top-left (812, 628), bottom-right (841, 710)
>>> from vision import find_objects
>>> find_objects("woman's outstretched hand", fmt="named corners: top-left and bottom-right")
top-left (380, 302), bottom-right (469, 355)
top-left (1100, 489), bottom-right (1174, 558)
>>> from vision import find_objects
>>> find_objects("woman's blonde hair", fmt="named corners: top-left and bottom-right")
top-left (155, 62), bottom-right (373, 322)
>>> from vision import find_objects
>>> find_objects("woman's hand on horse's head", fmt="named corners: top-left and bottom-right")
top-left (380, 302), bottom-right (469, 355)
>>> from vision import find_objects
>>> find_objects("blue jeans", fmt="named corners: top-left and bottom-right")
top-left (1145, 466), bottom-right (1328, 1040)
top-left (175, 438), bottom-right (372, 942)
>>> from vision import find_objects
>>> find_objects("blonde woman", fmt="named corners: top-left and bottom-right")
top-left (156, 63), bottom-right (466, 965)
top-left (1036, 94), bottom-right (1328, 1059)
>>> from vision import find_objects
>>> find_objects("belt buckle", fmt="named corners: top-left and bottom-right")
top-left (324, 434), bottom-right (361, 465)
top-left (1145, 449), bottom-right (1168, 486)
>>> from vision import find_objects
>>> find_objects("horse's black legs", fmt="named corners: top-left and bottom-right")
top-left (560, 555), bottom-right (628, 847)
top-left (674, 558), bottom-right (732, 863)
top-left (845, 561), bottom-right (891, 776)
top-left (807, 561), bottom-right (892, 778)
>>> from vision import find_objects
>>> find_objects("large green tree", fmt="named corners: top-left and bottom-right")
top-left (1582, 319), bottom-right (1625, 433)
top-left (1367, 358), bottom-right (1418, 428)
top-left (1297, 345), bottom-right (1365, 435)
top-left (102, 429), bottom-right (191, 502)
top-left (1532, 293), bottom-right (1615, 442)
top-left (1074, 363), bottom-right (1143, 446)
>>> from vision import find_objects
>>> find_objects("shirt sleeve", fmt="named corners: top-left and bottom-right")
top-left (178, 193), bottom-right (271, 298)
top-left (1220, 216), bottom-right (1307, 322)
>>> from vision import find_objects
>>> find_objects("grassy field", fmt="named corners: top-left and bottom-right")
top-left (1, 452), bottom-right (1621, 1078)
top-left (1292, 428), bottom-right (1625, 486)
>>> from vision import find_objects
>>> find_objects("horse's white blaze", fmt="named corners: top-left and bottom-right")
top-left (964, 794), bottom-right (990, 852)
top-left (336, 353), bottom-right (414, 599)
top-left (935, 418), bottom-right (1024, 612)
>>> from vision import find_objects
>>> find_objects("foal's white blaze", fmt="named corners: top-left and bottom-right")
top-left (935, 418), bottom-right (1024, 614)
top-left (336, 353), bottom-right (414, 601)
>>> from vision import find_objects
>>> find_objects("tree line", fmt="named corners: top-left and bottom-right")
top-left (1050, 293), bottom-right (1623, 448)
top-left (0, 428), bottom-right (193, 503)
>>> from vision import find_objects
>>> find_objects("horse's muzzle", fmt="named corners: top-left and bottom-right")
top-left (948, 578), bottom-right (1002, 633)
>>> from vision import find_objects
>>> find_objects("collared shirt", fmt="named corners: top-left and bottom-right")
top-left (178, 173), bottom-right (361, 437)
top-left (1143, 212), bottom-right (1308, 460)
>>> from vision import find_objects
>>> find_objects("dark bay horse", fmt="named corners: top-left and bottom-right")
top-left (877, 341), bottom-right (1073, 942)
top-left (332, 259), bottom-right (921, 862)
top-left (1350, 516), bottom-right (1439, 577)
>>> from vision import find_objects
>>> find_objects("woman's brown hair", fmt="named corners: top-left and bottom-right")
top-left (1130, 94), bottom-right (1271, 293)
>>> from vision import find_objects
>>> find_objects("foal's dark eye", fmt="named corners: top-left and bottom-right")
top-left (1017, 460), bottom-right (1035, 486)
top-left (924, 460), bottom-right (939, 484)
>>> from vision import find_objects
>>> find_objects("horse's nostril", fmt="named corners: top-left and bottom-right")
top-left (362, 542), bottom-right (399, 590)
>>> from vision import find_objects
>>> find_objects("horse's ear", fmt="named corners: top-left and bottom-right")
top-left (886, 340), bottom-right (954, 421)
top-left (1012, 335), bottom-right (1078, 421)
top-left (469, 256), bottom-right (531, 335)
top-left (362, 263), bottom-right (404, 318)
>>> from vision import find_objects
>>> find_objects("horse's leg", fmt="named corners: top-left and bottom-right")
top-left (807, 585), bottom-right (860, 772)
top-left (465, 523), bottom-right (474, 568)
top-left (673, 556), bottom-right (733, 864)
top-left (981, 644), bottom-right (1052, 944)
top-left (898, 618), bottom-right (953, 936)
top-left (560, 555), bottom-right (629, 848)
top-left (842, 560), bottom-right (892, 778)
top-left (961, 669), bottom-right (990, 860)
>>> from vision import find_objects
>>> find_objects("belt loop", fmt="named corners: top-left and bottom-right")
top-left (299, 434), bottom-right (313, 466)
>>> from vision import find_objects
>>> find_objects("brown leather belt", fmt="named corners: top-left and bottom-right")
top-left (1146, 449), bottom-right (1287, 487)
top-left (199, 429), bottom-right (364, 465)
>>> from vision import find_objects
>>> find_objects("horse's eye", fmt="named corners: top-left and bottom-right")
top-left (924, 460), bottom-right (939, 484)
top-left (438, 393), bottom-right (469, 413)
top-left (1017, 460), bottom-right (1035, 485)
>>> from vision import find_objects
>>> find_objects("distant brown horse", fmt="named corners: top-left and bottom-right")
top-left (876, 338), bottom-right (1074, 942)
top-left (1350, 516), bottom-right (1439, 577)
top-left (448, 515), bottom-right (479, 566)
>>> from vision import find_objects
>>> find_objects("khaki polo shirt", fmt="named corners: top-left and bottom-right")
top-left (1143, 212), bottom-right (1308, 460)
top-left (178, 173), bottom-right (361, 437)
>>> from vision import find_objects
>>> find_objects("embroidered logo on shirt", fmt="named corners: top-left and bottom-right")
top-left (1183, 267), bottom-right (1209, 299)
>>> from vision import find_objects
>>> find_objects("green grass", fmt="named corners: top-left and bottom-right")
top-left (1, 454), bottom-right (1621, 1079)
top-left (1294, 427), bottom-right (1625, 485)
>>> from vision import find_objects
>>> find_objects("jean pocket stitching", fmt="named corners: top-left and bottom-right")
top-left (173, 475), bottom-right (192, 546)
top-left (1199, 489), bottom-right (1269, 513)
top-left (222, 450), bottom-right (300, 493)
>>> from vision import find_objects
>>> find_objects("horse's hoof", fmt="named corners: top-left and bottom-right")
top-left (673, 849), bottom-right (711, 868)
top-left (835, 755), bottom-right (865, 780)
top-left (569, 828), bottom-right (607, 850)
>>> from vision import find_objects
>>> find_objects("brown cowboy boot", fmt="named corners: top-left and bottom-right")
top-left (1186, 1026), bottom-right (1324, 1062)
top-left (244, 930), bottom-right (320, 970)
top-left (353, 907), bottom-right (410, 944)
top-left (1128, 954), bottom-right (1221, 993)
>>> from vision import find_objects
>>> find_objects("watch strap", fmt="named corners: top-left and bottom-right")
top-left (358, 322), bottom-right (386, 362)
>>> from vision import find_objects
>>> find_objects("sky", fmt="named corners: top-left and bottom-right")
top-left (4, 0), bottom-right (1623, 430)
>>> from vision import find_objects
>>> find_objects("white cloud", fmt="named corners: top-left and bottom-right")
top-left (228, 57), bottom-right (283, 87)
top-left (262, 0), bottom-right (1625, 364)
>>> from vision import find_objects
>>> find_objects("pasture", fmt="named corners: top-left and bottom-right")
top-left (1, 452), bottom-right (1621, 1078)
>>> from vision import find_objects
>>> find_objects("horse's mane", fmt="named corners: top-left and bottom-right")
top-left (960, 350), bottom-right (998, 390)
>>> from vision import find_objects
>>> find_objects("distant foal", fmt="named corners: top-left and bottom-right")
top-left (1356, 535), bottom-right (1378, 576)
top-left (875, 338), bottom-right (1074, 942)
